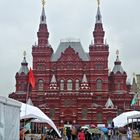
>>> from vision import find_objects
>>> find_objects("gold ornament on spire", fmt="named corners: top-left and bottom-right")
top-left (97, 0), bottom-right (100, 6)
top-left (41, 0), bottom-right (46, 7)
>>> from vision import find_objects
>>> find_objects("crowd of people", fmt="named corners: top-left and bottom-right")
top-left (59, 125), bottom-right (137, 140)
top-left (59, 125), bottom-right (121, 140)
top-left (20, 123), bottom-right (135, 140)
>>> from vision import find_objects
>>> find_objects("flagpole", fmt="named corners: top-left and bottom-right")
top-left (24, 67), bottom-right (35, 127)
top-left (26, 83), bottom-right (30, 103)
top-left (26, 67), bottom-right (35, 102)
top-left (24, 83), bottom-right (30, 126)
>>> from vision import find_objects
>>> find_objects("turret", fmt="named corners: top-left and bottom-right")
top-left (109, 50), bottom-right (127, 93)
top-left (89, 1), bottom-right (109, 93)
top-left (15, 51), bottom-right (29, 93)
top-left (32, 1), bottom-right (53, 70)
top-left (131, 74), bottom-right (137, 93)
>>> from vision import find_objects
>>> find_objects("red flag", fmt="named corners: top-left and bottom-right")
top-left (28, 68), bottom-right (35, 88)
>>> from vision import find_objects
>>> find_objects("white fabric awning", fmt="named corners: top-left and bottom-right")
top-left (113, 111), bottom-right (140, 127)
top-left (20, 103), bottom-right (61, 137)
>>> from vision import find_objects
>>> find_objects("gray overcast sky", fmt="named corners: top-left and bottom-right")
top-left (0, 0), bottom-right (140, 97)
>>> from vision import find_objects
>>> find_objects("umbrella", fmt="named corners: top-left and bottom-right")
top-left (90, 124), bottom-right (96, 128)
top-left (81, 125), bottom-right (90, 129)
top-left (118, 127), bottom-right (127, 134)
top-left (100, 127), bottom-right (108, 133)
top-left (88, 128), bottom-right (101, 134)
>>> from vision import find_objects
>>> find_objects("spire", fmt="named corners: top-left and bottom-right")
top-left (50, 74), bottom-right (57, 83)
top-left (96, 6), bottom-right (102, 23)
top-left (82, 74), bottom-right (88, 83)
top-left (40, 7), bottom-right (46, 24)
top-left (18, 51), bottom-right (29, 75)
top-left (80, 74), bottom-right (90, 90)
top-left (40, 0), bottom-right (46, 24)
top-left (27, 97), bottom-right (34, 106)
top-left (93, 0), bottom-right (104, 45)
top-left (116, 49), bottom-right (120, 62)
top-left (132, 73), bottom-right (137, 93)
top-left (37, 0), bottom-right (49, 47)
top-left (49, 74), bottom-right (58, 90)
top-left (112, 50), bottom-right (125, 74)
top-left (95, 0), bottom-right (102, 23)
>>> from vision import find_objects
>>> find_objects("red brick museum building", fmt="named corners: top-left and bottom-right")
top-left (9, 3), bottom-right (134, 126)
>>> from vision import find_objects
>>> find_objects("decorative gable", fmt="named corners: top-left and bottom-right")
top-left (49, 74), bottom-right (59, 90)
top-left (58, 46), bottom-right (82, 62)
top-left (80, 74), bottom-right (90, 90)
top-left (27, 98), bottom-right (34, 106)
top-left (105, 98), bottom-right (114, 108)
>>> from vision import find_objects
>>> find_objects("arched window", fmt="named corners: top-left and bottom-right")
top-left (81, 108), bottom-right (87, 119)
top-left (107, 118), bottom-right (112, 125)
top-left (60, 80), bottom-right (64, 91)
top-left (96, 79), bottom-right (102, 91)
top-left (67, 79), bottom-right (72, 91)
top-left (21, 83), bottom-right (26, 92)
top-left (38, 79), bottom-right (43, 91)
top-left (96, 113), bottom-right (102, 122)
top-left (37, 64), bottom-right (45, 71)
top-left (117, 82), bottom-right (121, 90)
top-left (49, 108), bottom-right (55, 119)
top-left (75, 79), bottom-right (79, 91)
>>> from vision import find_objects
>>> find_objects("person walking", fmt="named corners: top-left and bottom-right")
top-left (66, 127), bottom-right (72, 140)
top-left (108, 128), bottom-right (112, 140)
top-left (127, 127), bottom-right (132, 140)
top-left (71, 126), bottom-right (77, 140)
top-left (78, 129), bottom-right (85, 140)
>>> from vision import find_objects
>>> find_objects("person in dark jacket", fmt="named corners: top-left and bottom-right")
top-left (66, 127), bottom-right (72, 140)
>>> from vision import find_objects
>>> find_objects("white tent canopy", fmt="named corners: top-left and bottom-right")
top-left (0, 96), bottom-right (21, 140)
top-left (113, 111), bottom-right (140, 127)
top-left (20, 103), bottom-right (61, 137)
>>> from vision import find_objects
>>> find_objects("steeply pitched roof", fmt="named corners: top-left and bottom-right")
top-left (40, 7), bottom-right (46, 24)
top-left (51, 40), bottom-right (89, 61)
top-left (18, 57), bottom-right (29, 75)
top-left (82, 74), bottom-right (88, 83)
top-left (50, 74), bottom-right (57, 83)
top-left (27, 98), bottom-right (34, 106)
top-left (112, 65), bottom-right (124, 74)
top-left (96, 6), bottom-right (102, 23)
top-left (105, 97), bottom-right (114, 108)
top-left (112, 56), bottom-right (125, 74)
